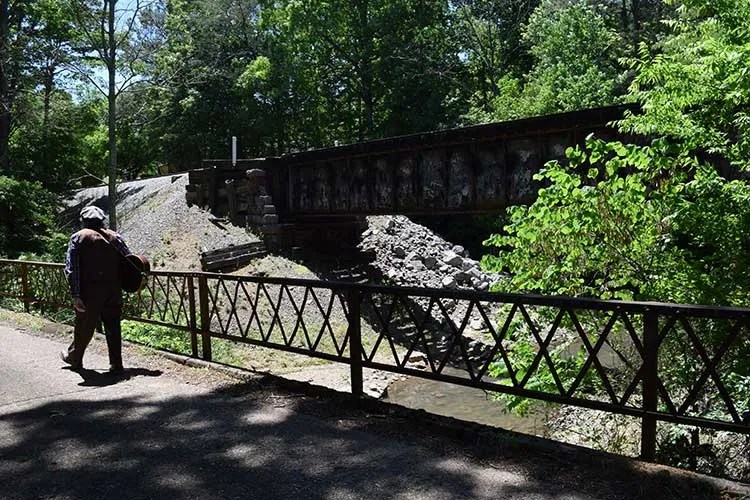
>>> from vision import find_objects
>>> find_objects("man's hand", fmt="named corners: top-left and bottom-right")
top-left (73, 298), bottom-right (86, 313)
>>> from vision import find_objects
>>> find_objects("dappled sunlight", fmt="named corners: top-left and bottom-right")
top-left (241, 407), bottom-right (292, 426)
top-left (154, 469), bottom-right (204, 491)
top-left (0, 379), bottom-right (727, 500)
top-left (224, 443), bottom-right (275, 468)
top-left (0, 391), bottom-right (492, 499)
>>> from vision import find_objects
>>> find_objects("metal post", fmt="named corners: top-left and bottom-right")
top-left (188, 276), bottom-right (198, 358)
top-left (20, 262), bottom-right (29, 312)
top-left (198, 275), bottom-right (212, 361)
top-left (208, 166), bottom-right (217, 214)
top-left (641, 310), bottom-right (659, 461)
top-left (347, 288), bottom-right (363, 397)
top-left (226, 179), bottom-right (238, 224)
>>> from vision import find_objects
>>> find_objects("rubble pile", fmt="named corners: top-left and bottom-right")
top-left (359, 215), bottom-right (506, 365)
top-left (359, 215), bottom-right (503, 291)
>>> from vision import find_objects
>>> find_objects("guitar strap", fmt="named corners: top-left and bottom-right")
top-left (93, 227), bottom-right (142, 275)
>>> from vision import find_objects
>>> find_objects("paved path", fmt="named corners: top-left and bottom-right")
top-left (1, 325), bottom-right (748, 500)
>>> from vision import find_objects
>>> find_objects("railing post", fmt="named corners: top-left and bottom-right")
top-left (20, 262), bottom-right (30, 312)
top-left (347, 288), bottom-right (363, 397)
top-left (198, 274), bottom-right (212, 362)
top-left (641, 310), bottom-right (659, 461)
top-left (188, 276), bottom-right (198, 358)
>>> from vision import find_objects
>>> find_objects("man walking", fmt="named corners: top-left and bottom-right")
top-left (61, 205), bottom-right (131, 373)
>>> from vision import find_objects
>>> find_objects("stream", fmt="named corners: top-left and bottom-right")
top-left (383, 367), bottom-right (549, 435)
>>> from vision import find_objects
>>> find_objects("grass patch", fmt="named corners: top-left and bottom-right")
top-left (0, 306), bottom-right (47, 331)
top-left (121, 321), bottom-right (194, 355)
top-left (121, 321), bottom-right (246, 366)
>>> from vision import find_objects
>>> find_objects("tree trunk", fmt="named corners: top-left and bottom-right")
top-left (107, 0), bottom-right (118, 230)
top-left (631, 0), bottom-right (641, 53)
top-left (356, 0), bottom-right (374, 140)
top-left (0, 108), bottom-right (9, 177)
top-left (41, 67), bottom-right (54, 170)
top-left (0, 0), bottom-right (10, 175)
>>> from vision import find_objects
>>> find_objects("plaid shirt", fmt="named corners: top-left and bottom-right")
top-left (64, 230), bottom-right (131, 298)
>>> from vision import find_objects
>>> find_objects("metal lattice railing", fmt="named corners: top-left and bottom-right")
top-left (1, 258), bottom-right (748, 461)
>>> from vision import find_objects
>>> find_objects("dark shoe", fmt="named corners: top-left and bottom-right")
top-left (109, 365), bottom-right (125, 375)
top-left (60, 351), bottom-right (82, 371)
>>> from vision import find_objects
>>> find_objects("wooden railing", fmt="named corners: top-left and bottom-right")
top-left (1, 258), bottom-right (749, 461)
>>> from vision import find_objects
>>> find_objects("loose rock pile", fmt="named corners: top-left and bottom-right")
top-left (359, 215), bottom-right (506, 367)
top-left (359, 215), bottom-right (503, 291)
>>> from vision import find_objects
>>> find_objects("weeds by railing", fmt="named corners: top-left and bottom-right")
top-left (1, 258), bottom-right (748, 461)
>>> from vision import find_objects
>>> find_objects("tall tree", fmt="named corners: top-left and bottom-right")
top-left (452, 0), bottom-right (539, 117)
top-left (143, 0), bottom-right (264, 167)
top-left (518, 0), bottom-right (623, 114)
top-left (263, 0), bottom-right (458, 145)
top-left (26, 0), bottom-right (76, 171)
top-left (0, 0), bottom-right (13, 175)
top-left (67, 0), bottom-right (159, 230)
top-left (0, 0), bottom-right (38, 175)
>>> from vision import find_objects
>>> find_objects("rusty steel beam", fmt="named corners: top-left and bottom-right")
top-left (202, 104), bottom-right (638, 220)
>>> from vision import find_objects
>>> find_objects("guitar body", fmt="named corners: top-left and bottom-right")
top-left (120, 254), bottom-right (150, 293)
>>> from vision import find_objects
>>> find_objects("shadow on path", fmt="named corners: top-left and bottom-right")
top-left (0, 377), bottom-right (744, 500)
top-left (61, 367), bottom-right (164, 387)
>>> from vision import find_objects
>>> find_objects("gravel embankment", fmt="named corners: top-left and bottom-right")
top-left (67, 174), bottom-right (261, 270)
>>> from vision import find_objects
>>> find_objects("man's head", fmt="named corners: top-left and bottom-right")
top-left (80, 205), bottom-right (106, 229)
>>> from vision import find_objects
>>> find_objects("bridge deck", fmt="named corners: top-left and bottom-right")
top-left (1, 320), bottom-right (747, 500)
top-left (192, 105), bottom-right (636, 224)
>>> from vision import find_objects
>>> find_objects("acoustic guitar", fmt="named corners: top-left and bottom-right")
top-left (120, 254), bottom-right (150, 293)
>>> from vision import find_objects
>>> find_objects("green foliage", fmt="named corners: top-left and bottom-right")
top-left (121, 320), bottom-right (243, 365)
top-left (489, 329), bottom-right (598, 415)
top-left (121, 321), bottom-right (193, 354)
top-left (484, 136), bottom-right (750, 306)
top-left (667, 169), bottom-right (750, 305)
top-left (484, 0), bottom-right (750, 307)
top-left (18, 232), bottom-right (70, 263)
top-left (10, 92), bottom-right (106, 190)
top-left (116, 87), bottom-right (163, 179)
top-left (0, 177), bottom-right (60, 257)
top-left (467, 0), bottom-right (624, 122)
top-left (263, 0), bottom-right (460, 143)
top-left (518, 0), bottom-right (623, 113)
top-left (621, 0), bottom-right (750, 170)
top-left (464, 75), bottom-right (523, 124)
top-left (485, 138), bottom-right (677, 299)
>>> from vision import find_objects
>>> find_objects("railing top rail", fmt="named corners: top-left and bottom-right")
top-left (4, 258), bottom-right (750, 320)
top-left (167, 269), bottom-right (750, 318)
top-left (0, 259), bottom-right (64, 268)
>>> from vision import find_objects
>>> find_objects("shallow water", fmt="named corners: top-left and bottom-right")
top-left (383, 367), bottom-right (549, 435)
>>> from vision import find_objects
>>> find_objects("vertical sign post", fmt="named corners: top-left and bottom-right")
top-left (232, 136), bottom-right (237, 167)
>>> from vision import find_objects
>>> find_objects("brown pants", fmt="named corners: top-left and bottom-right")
top-left (67, 285), bottom-right (123, 369)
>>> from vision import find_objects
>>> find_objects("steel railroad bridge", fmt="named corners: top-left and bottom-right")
top-left (186, 104), bottom-right (634, 248)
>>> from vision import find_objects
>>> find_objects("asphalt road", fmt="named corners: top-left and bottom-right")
top-left (1, 325), bottom-right (748, 500)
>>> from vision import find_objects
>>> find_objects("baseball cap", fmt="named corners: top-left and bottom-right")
top-left (80, 205), bottom-right (106, 221)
